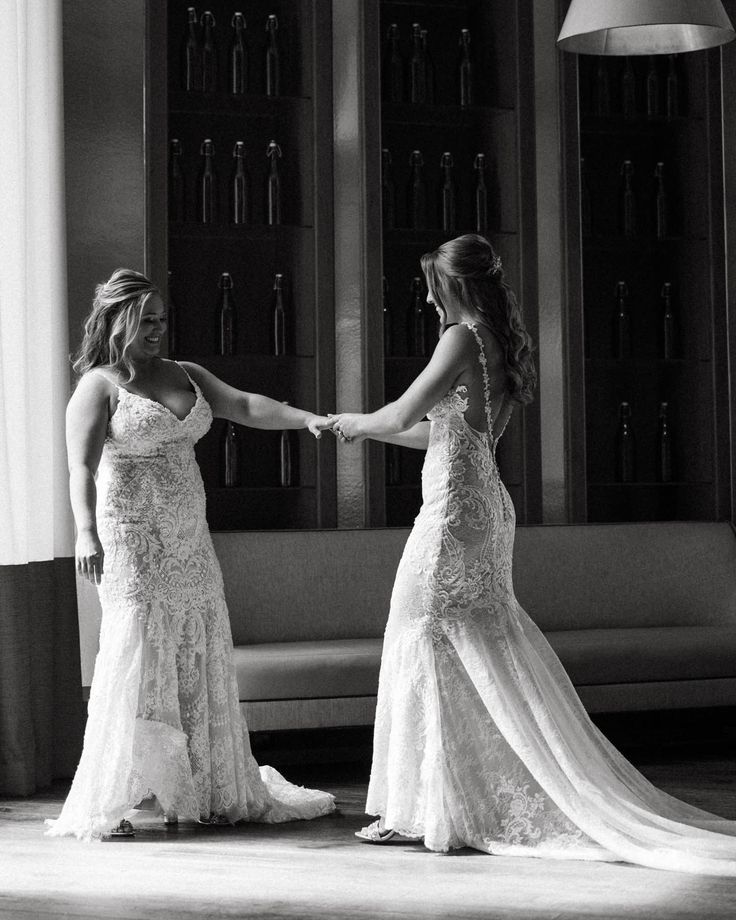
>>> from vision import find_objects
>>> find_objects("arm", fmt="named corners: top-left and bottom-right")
top-left (372, 421), bottom-right (430, 451)
top-left (66, 373), bottom-right (111, 584)
top-left (180, 362), bottom-right (329, 437)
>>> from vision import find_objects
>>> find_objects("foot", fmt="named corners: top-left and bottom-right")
top-left (354, 819), bottom-right (397, 843)
top-left (108, 819), bottom-right (135, 838)
top-left (163, 811), bottom-right (178, 825)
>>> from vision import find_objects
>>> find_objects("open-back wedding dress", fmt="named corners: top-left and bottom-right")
top-left (366, 322), bottom-right (736, 875)
top-left (47, 366), bottom-right (334, 840)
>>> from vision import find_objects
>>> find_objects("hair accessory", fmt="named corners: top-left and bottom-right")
top-left (487, 254), bottom-right (503, 277)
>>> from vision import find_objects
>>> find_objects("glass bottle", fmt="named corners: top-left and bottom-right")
top-left (439, 152), bottom-right (456, 232)
top-left (619, 159), bottom-right (636, 238)
top-left (265, 14), bottom-right (280, 96)
top-left (409, 22), bottom-right (427, 104)
top-left (615, 401), bottom-right (636, 483)
top-left (381, 148), bottom-right (396, 230)
top-left (474, 153), bottom-right (488, 234)
top-left (458, 29), bottom-right (473, 107)
top-left (266, 140), bottom-right (282, 225)
top-left (580, 156), bottom-right (592, 237)
top-left (381, 23), bottom-right (403, 103)
top-left (656, 402), bottom-right (673, 483)
top-left (646, 56), bottom-right (660, 119)
top-left (231, 141), bottom-right (249, 224)
top-left (407, 276), bottom-right (427, 357)
top-left (382, 275), bottom-right (392, 357)
top-left (407, 150), bottom-right (427, 230)
top-left (621, 56), bottom-right (637, 120)
top-left (666, 55), bottom-right (680, 120)
top-left (166, 271), bottom-right (178, 358)
top-left (272, 273), bottom-right (286, 355)
top-left (594, 57), bottom-right (611, 117)
top-left (229, 12), bottom-right (248, 94)
top-left (661, 281), bottom-right (676, 360)
top-left (654, 162), bottom-right (668, 239)
top-left (218, 272), bottom-right (235, 355)
top-left (200, 10), bottom-right (217, 92)
top-left (612, 280), bottom-right (631, 360)
top-left (386, 444), bottom-right (401, 486)
top-left (181, 6), bottom-right (201, 92)
top-left (223, 421), bottom-right (240, 487)
top-left (421, 29), bottom-right (435, 105)
top-left (279, 402), bottom-right (295, 487)
top-left (198, 138), bottom-right (216, 224)
top-left (168, 138), bottom-right (185, 223)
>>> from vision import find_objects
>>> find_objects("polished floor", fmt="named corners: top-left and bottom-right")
top-left (1, 745), bottom-right (736, 920)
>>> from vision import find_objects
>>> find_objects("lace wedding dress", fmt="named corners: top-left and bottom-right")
top-left (366, 322), bottom-right (736, 875)
top-left (46, 366), bottom-right (334, 840)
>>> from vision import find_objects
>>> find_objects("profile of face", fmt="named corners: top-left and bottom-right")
top-left (128, 293), bottom-right (167, 360)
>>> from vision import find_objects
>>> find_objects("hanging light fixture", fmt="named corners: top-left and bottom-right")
top-left (557, 0), bottom-right (735, 55)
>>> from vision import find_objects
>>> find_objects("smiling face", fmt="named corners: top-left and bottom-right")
top-left (128, 293), bottom-right (167, 360)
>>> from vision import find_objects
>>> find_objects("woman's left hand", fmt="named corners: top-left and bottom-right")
top-left (327, 413), bottom-right (366, 444)
top-left (307, 416), bottom-right (334, 439)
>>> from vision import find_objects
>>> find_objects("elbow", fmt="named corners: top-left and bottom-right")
top-left (392, 406), bottom-right (417, 433)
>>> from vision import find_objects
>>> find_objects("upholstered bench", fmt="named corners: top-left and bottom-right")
top-left (212, 522), bottom-right (736, 732)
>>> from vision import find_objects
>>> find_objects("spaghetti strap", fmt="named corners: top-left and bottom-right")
top-left (462, 322), bottom-right (495, 449)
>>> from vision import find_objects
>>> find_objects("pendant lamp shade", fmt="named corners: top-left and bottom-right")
top-left (557, 0), bottom-right (735, 55)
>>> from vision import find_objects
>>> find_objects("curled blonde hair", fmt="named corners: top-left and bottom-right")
top-left (72, 268), bottom-right (159, 381)
top-left (420, 234), bottom-right (537, 404)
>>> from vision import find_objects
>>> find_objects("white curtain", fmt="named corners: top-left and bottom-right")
top-left (0, 0), bottom-right (73, 565)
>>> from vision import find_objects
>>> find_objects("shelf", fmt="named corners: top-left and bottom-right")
top-left (169, 224), bottom-right (314, 241)
top-left (580, 114), bottom-right (701, 136)
top-left (382, 102), bottom-right (514, 128)
top-left (169, 91), bottom-right (311, 118)
top-left (384, 228), bottom-right (518, 246)
top-left (583, 236), bottom-right (706, 252)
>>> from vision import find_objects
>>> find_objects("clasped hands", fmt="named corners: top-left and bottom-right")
top-left (314, 413), bottom-right (366, 444)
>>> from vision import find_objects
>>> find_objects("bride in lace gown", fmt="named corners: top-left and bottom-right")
top-left (47, 269), bottom-right (335, 840)
top-left (327, 234), bottom-right (736, 875)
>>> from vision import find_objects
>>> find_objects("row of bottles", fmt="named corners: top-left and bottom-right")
top-left (223, 415), bottom-right (296, 488)
top-left (587, 54), bottom-right (684, 120)
top-left (167, 272), bottom-right (289, 357)
top-left (181, 7), bottom-right (283, 95)
top-left (580, 157), bottom-right (674, 238)
top-left (169, 138), bottom-right (286, 225)
top-left (608, 280), bottom-right (678, 360)
top-left (383, 276), bottom-right (438, 358)
top-left (382, 22), bottom-right (475, 107)
top-left (615, 401), bottom-right (674, 483)
top-left (382, 148), bottom-right (489, 232)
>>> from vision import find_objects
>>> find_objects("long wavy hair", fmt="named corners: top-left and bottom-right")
top-left (72, 268), bottom-right (160, 381)
top-left (420, 234), bottom-right (536, 404)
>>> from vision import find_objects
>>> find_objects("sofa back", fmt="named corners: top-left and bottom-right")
top-left (212, 521), bottom-right (736, 644)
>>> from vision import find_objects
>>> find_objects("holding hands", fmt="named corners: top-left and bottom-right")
top-left (323, 413), bottom-right (367, 444)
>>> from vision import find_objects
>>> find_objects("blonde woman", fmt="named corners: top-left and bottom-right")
top-left (329, 234), bottom-right (736, 875)
top-left (47, 268), bottom-right (334, 840)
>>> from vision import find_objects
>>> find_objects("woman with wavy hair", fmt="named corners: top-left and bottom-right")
top-left (329, 235), bottom-right (736, 874)
top-left (47, 268), bottom-right (335, 839)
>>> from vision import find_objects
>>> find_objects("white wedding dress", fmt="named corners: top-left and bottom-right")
top-left (46, 366), bottom-right (334, 840)
top-left (367, 322), bottom-right (736, 875)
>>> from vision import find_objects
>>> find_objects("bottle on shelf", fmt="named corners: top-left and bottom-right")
top-left (197, 138), bottom-right (217, 224)
top-left (218, 272), bottom-right (236, 356)
top-left (645, 56), bottom-right (660, 119)
top-left (660, 281), bottom-right (677, 360)
top-left (223, 421), bottom-right (240, 487)
top-left (168, 138), bottom-right (185, 223)
top-left (409, 23), bottom-right (427, 104)
top-left (279, 402), bottom-right (296, 488)
top-left (474, 153), bottom-right (488, 234)
top-left (181, 6), bottom-right (201, 92)
top-left (200, 10), bottom-right (217, 92)
top-left (621, 57), bottom-right (637, 120)
top-left (612, 281), bottom-right (632, 359)
top-left (231, 141), bottom-right (249, 224)
top-left (619, 159), bottom-right (636, 237)
top-left (272, 273), bottom-right (286, 356)
top-left (407, 150), bottom-right (427, 230)
top-left (381, 148), bottom-right (396, 230)
top-left (580, 156), bottom-right (592, 237)
top-left (229, 12), bottom-right (248, 94)
top-left (166, 271), bottom-right (178, 358)
top-left (266, 140), bottom-right (283, 225)
top-left (666, 55), bottom-right (680, 120)
top-left (439, 152), bottom-right (457, 232)
top-left (654, 161), bottom-right (668, 239)
top-left (381, 23), bottom-right (403, 103)
top-left (593, 56), bottom-right (611, 117)
top-left (386, 443), bottom-right (401, 486)
top-left (458, 29), bottom-right (473, 107)
top-left (265, 14), bottom-right (280, 96)
top-left (656, 401), bottom-right (674, 483)
top-left (420, 29), bottom-right (436, 105)
top-left (382, 275), bottom-right (392, 357)
top-left (615, 401), bottom-right (636, 483)
top-left (407, 276), bottom-right (428, 357)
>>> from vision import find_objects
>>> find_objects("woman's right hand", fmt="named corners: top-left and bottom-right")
top-left (76, 529), bottom-right (104, 585)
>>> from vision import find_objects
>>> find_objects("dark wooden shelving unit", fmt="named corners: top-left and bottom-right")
top-left (147, 0), bottom-right (336, 530)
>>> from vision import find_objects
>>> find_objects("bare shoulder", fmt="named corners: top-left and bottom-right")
top-left (73, 369), bottom-right (116, 400)
top-left (177, 361), bottom-right (209, 384)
